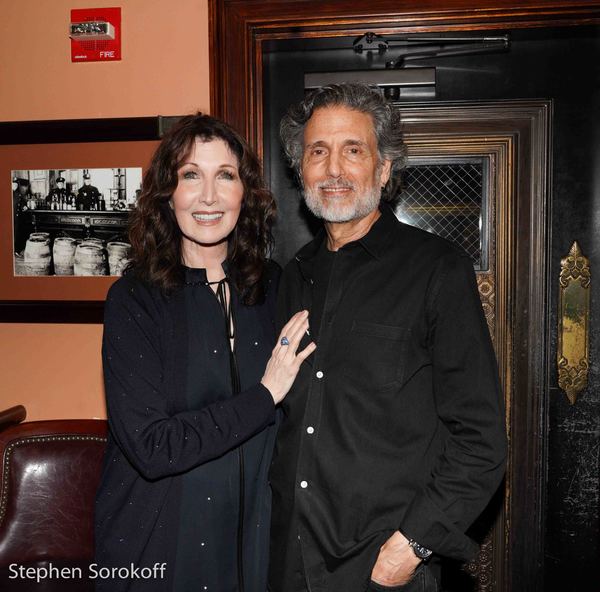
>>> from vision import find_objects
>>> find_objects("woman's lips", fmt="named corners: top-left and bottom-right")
top-left (191, 211), bottom-right (224, 225)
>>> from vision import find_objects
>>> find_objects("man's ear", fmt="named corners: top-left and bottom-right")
top-left (379, 159), bottom-right (392, 188)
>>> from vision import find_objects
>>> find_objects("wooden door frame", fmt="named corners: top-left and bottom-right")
top-left (208, 2), bottom-right (594, 589)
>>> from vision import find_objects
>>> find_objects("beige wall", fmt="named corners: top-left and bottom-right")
top-left (2, 0), bottom-right (210, 121)
top-left (1, 0), bottom-right (210, 420)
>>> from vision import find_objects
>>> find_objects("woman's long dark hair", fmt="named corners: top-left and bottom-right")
top-left (128, 113), bottom-right (276, 305)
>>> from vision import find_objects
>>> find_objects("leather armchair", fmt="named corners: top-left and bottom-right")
top-left (0, 419), bottom-right (107, 591)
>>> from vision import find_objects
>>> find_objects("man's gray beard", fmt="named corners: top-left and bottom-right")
top-left (303, 184), bottom-right (381, 223)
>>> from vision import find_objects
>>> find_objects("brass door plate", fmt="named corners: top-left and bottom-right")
top-left (558, 241), bottom-right (590, 404)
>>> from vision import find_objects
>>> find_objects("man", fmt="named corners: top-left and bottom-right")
top-left (76, 172), bottom-right (101, 210)
top-left (269, 83), bottom-right (507, 592)
top-left (12, 177), bottom-right (32, 254)
top-left (46, 176), bottom-right (74, 210)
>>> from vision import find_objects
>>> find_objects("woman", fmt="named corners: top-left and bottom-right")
top-left (95, 113), bottom-right (314, 592)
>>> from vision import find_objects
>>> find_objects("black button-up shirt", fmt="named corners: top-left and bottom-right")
top-left (269, 205), bottom-right (507, 592)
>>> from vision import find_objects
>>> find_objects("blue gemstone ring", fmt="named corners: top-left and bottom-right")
top-left (280, 336), bottom-right (290, 346)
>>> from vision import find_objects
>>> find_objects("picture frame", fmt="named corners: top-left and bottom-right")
top-left (0, 117), bottom-right (177, 323)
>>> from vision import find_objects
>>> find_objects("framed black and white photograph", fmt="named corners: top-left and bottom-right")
top-left (0, 117), bottom-right (169, 321)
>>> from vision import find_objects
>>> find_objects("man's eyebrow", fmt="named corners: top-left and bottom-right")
top-left (342, 139), bottom-right (368, 147)
top-left (305, 140), bottom-right (327, 149)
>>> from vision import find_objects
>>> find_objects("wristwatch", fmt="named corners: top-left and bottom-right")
top-left (407, 538), bottom-right (433, 561)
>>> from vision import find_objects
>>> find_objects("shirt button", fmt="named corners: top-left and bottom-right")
top-left (306, 426), bottom-right (315, 434)
top-left (300, 480), bottom-right (308, 489)
top-left (316, 371), bottom-right (324, 379)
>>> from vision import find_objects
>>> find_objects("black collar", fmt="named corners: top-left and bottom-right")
top-left (295, 203), bottom-right (398, 283)
top-left (183, 259), bottom-right (230, 286)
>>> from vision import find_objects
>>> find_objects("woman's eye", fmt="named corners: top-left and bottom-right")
top-left (182, 170), bottom-right (197, 180)
top-left (219, 170), bottom-right (235, 180)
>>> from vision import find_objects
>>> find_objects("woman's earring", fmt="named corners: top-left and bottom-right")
top-left (168, 201), bottom-right (174, 210)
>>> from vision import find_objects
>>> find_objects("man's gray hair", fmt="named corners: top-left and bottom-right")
top-left (280, 82), bottom-right (406, 203)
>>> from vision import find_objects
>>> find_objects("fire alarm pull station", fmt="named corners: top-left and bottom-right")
top-left (70, 7), bottom-right (121, 62)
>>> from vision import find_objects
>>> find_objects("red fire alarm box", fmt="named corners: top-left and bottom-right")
top-left (70, 7), bottom-right (121, 62)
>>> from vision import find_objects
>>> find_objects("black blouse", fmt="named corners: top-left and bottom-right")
top-left (95, 262), bottom-right (280, 592)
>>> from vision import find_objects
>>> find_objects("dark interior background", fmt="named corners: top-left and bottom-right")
top-left (262, 25), bottom-right (600, 591)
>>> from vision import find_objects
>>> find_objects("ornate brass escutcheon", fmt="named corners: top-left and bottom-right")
top-left (558, 241), bottom-right (590, 404)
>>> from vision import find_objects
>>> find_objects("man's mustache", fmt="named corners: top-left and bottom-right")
top-left (317, 180), bottom-right (355, 190)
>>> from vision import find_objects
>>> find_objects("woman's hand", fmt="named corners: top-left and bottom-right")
top-left (261, 310), bottom-right (316, 404)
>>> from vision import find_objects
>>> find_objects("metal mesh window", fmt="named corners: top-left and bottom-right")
top-left (395, 158), bottom-right (489, 270)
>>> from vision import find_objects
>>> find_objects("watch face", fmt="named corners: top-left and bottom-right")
top-left (409, 540), bottom-right (432, 559)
